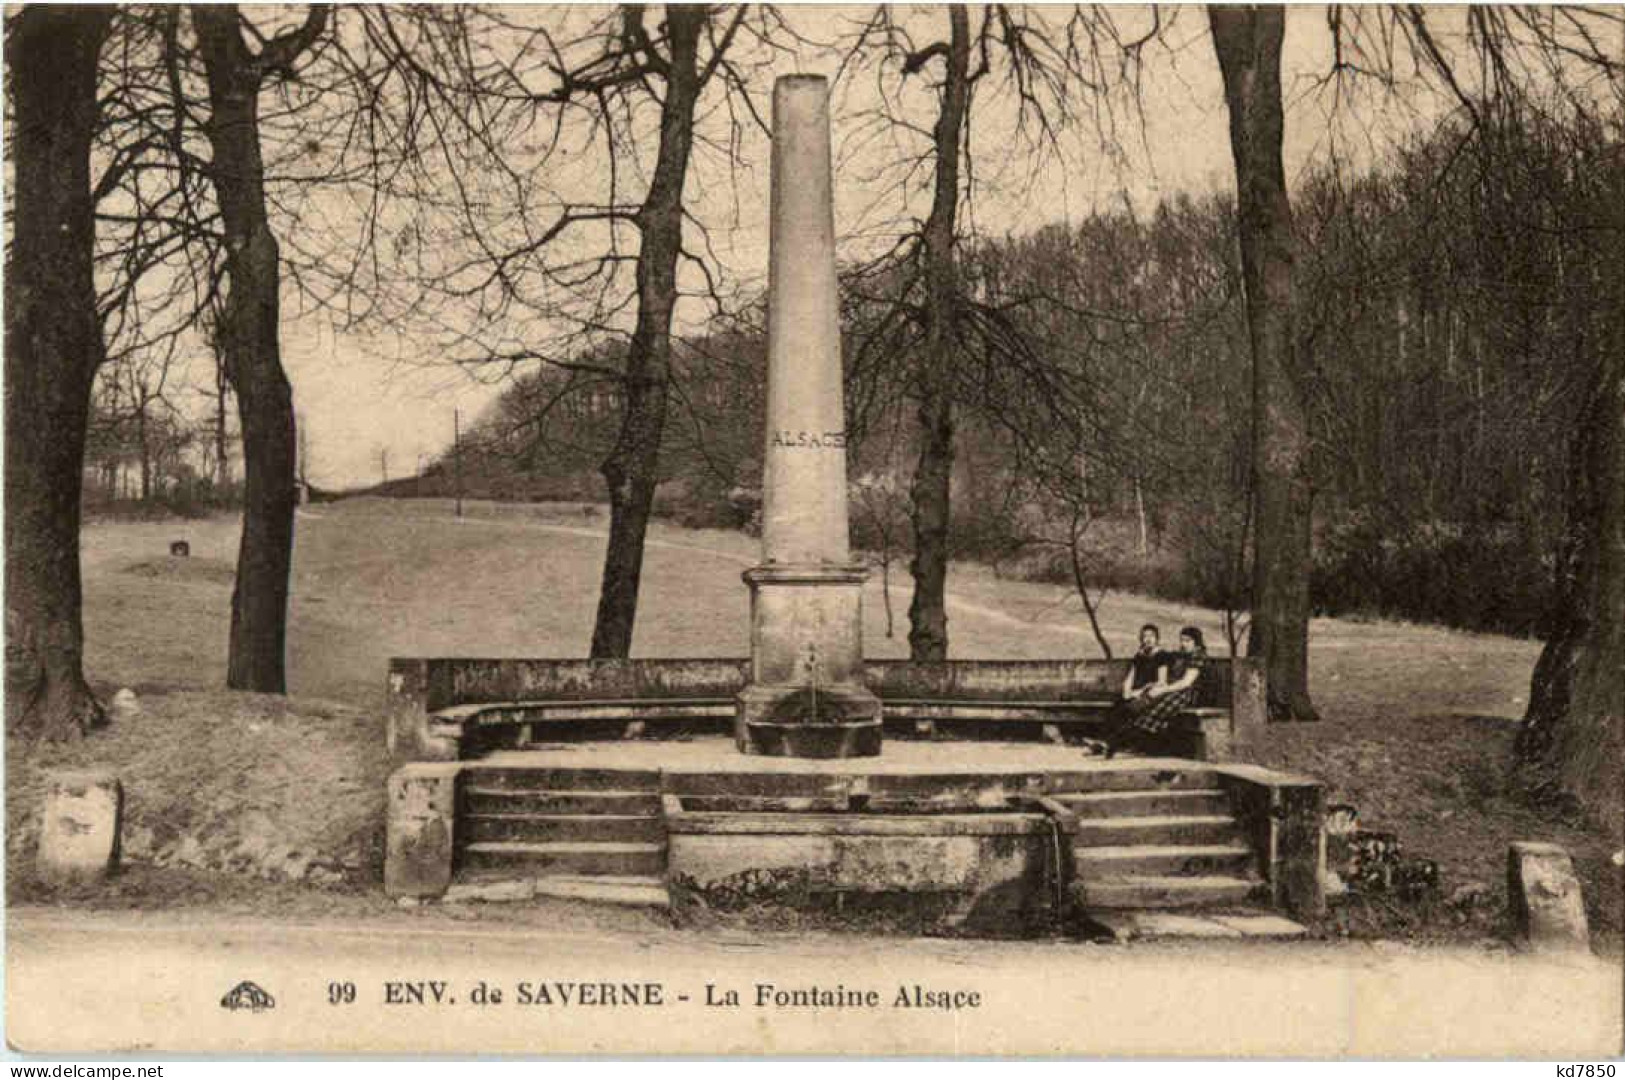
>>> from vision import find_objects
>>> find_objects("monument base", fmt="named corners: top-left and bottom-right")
top-left (735, 684), bottom-right (883, 759)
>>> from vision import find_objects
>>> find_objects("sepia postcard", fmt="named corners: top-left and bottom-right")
top-left (3, 2), bottom-right (1621, 1059)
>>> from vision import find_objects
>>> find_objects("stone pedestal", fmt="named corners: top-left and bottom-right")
top-left (736, 74), bottom-right (880, 759)
top-left (737, 565), bottom-right (882, 758)
top-left (38, 771), bottom-right (122, 884)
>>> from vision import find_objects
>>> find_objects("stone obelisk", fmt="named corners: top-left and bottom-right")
top-left (735, 75), bottom-right (882, 758)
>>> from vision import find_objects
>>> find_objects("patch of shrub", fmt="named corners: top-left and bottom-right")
top-left (84, 479), bottom-right (241, 521)
top-left (988, 508), bottom-right (1555, 639)
top-left (1311, 515), bottom-right (1552, 636)
top-left (652, 475), bottom-right (759, 532)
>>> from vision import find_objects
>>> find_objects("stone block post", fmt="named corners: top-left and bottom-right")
top-left (38, 770), bottom-right (122, 884)
top-left (1507, 841), bottom-right (1590, 954)
top-left (1228, 656), bottom-right (1267, 750)
top-left (385, 763), bottom-right (462, 899)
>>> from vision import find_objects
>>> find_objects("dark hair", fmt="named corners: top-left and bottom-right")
top-left (1139, 623), bottom-right (1160, 638)
top-left (1179, 626), bottom-right (1206, 650)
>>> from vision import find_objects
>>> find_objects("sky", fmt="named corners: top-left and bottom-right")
top-left (265, 5), bottom-right (1475, 487)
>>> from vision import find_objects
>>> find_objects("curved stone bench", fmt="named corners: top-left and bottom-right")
top-left (388, 656), bottom-right (1265, 764)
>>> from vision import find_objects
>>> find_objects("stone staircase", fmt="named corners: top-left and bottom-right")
top-left (428, 759), bottom-right (1300, 928)
top-left (1055, 765), bottom-right (1264, 911)
top-left (453, 766), bottom-right (670, 908)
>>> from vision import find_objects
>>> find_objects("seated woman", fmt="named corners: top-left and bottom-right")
top-left (1081, 624), bottom-right (1164, 756)
top-left (1117, 623), bottom-right (1165, 711)
top-left (1094, 625), bottom-right (1208, 758)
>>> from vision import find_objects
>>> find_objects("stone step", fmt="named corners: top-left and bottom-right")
top-left (460, 841), bottom-right (666, 877)
top-left (1073, 843), bottom-right (1254, 876)
top-left (460, 767), bottom-right (662, 792)
top-left (463, 788), bottom-right (664, 816)
top-left (532, 875), bottom-right (670, 908)
top-left (443, 874), bottom-right (671, 909)
top-left (1071, 815), bottom-right (1241, 848)
top-left (1085, 910), bottom-right (1306, 940)
top-left (1057, 788), bottom-right (1232, 819)
top-left (1072, 874), bottom-right (1261, 910)
top-left (1045, 765), bottom-right (1221, 794)
top-left (462, 813), bottom-right (665, 844)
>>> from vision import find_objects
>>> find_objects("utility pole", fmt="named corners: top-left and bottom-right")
top-left (453, 408), bottom-right (463, 519)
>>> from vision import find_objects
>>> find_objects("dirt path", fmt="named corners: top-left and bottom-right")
top-left (523, 517), bottom-right (1094, 638)
top-left (7, 907), bottom-right (1619, 1056)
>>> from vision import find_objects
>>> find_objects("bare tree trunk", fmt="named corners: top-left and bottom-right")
top-left (589, 7), bottom-right (702, 659)
top-left (296, 414), bottom-right (311, 489)
top-left (137, 402), bottom-right (152, 501)
top-left (1135, 477), bottom-right (1148, 557)
top-left (215, 358), bottom-right (231, 490)
top-left (906, 6), bottom-right (970, 663)
top-left (3, 5), bottom-right (115, 740)
top-left (1210, 6), bottom-right (1319, 722)
top-left (881, 555), bottom-right (895, 638)
top-left (1518, 343), bottom-right (1623, 825)
top-left (193, 4), bottom-right (326, 692)
top-left (1067, 516), bottom-right (1114, 661)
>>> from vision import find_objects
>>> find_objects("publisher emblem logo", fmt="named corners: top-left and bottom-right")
top-left (221, 980), bottom-right (277, 1012)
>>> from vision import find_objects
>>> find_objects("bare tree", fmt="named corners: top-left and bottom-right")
top-left (4, 5), bottom-right (117, 740)
top-left (91, 7), bottom-right (229, 503)
top-left (1507, 95), bottom-right (1624, 821)
top-left (100, 339), bottom-right (189, 501)
top-left (956, 209), bottom-right (1230, 660)
top-left (191, 4), bottom-right (329, 693)
top-left (850, 470), bottom-right (909, 638)
top-left (1210, 5), bottom-right (1320, 721)
top-left (1518, 344), bottom-right (1623, 824)
top-left (898, 6), bottom-right (971, 664)
top-left (396, 4), bottom-right (767, 658)
top-left (86, 4), bottom-right (519, 689)
top-left (841, 4), bottom-right (1155, 661)
top-left (579, 5), bottom-right (711, 659)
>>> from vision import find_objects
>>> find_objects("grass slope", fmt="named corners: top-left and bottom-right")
top-left (9, 497), bottom-right (1619, 947)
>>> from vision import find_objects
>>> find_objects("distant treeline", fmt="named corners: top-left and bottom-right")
top-left (425, 103), bottom-right (1613, 639)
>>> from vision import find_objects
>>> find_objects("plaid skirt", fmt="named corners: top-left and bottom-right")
top-left (1119, 686), bottom-right (1199, 735)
